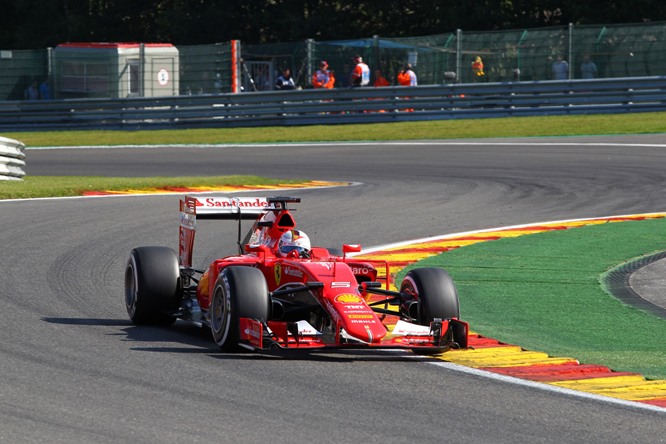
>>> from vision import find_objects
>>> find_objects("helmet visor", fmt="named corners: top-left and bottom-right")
top-left (280, 245), bottom-right (308, 255)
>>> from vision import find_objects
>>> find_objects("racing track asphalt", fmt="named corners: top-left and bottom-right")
top-left (2, 136), bottom-right (665, 443)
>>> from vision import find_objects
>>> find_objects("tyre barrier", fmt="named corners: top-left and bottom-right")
top-left (0, 136), bottom-right (26, 180)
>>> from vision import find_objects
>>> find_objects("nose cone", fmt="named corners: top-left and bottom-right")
top-left (332, 293), bottom-right (386, 343)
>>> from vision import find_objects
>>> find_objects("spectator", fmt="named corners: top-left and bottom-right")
top-left (275, 68), bottom-right (296, 90)
top-left (471, 56), bottom-right (485, 81)
top-left (214, 73), bottom-right (223, 93)
top-left (397, 63), bottom-right (417, 86)
top-left (552, 55), bottom-right (569, 80)
top-left (373, 69), bottom-right (390, 87)
top-left (349, 55), bottom-right (370, 87)
top-left (39, 77), bottom-right (50, 99)
top-left (312, 60), bottom-right (335, 89)
top-left (580, 55), bottom-right (598, 79)
top-left (24, 79), bottom-right (39, 100)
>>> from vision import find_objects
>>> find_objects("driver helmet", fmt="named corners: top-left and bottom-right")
top-left (278, 229), bottom-right (311, 257)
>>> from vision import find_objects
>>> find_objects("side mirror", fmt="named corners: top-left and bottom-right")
top-left (342, 244), bottom-right (362, 254)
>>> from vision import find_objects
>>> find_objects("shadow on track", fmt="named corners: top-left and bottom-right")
top-left (42, 317), bottom-right (428, 363)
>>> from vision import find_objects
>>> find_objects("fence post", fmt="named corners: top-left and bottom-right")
top-left (139, 43), bottom-right (145, 97)
top-left (456, 29), bottom-right (463, 83)
top-left (306, 38), bottom-right (315, 86)
top-left (568, 23), bottom-right (574, 80)
top-left (231, 40), bottom-right (241, 93)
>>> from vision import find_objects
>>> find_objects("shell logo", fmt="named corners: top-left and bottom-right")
top-left (335, 294), bottom-right (363, 304)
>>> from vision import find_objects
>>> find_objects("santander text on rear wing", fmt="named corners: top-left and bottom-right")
top-left (187, 196), bottom-right (271, 219)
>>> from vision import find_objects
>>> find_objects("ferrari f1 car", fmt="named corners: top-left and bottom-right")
top-left (124, 196), bottom-right (468, 352)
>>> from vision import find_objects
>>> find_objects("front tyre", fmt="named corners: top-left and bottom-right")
top-left (400, 267), bottom-right (460, 325)
top-left (210, 266), bottom-right (270, 352)
top-left (125, 246), bottom-right (181, 325)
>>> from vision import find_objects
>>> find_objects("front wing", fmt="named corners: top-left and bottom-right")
top-left (238, 318), bottom-right (469, 352)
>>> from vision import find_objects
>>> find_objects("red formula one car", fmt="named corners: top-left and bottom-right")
top-left (124, 196), bottom-right (468, 352)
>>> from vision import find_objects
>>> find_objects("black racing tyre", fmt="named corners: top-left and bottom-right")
top-left (210, 266), bottom-right (270, 352)
top-left (125, 246), bottom-right (181, 325)
top-left (400, 267), bottom-right (460, 325)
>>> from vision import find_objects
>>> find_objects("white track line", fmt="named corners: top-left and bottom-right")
top-left (24, 141), bottom-right (666, 150)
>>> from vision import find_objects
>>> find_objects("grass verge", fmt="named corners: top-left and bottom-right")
top-left (0, 175), bottom-right (304, 199)
top-left (399, 218), bottom-right (666, 380)
top-left (5, 111), bottom-right (666, 147)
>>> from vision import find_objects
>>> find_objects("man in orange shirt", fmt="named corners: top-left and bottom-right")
top-left (397, 64), bottom-right (417, 86)
top-left (396, 63), bottom-right (417, 112)
top-left (312, 60), bottom-right (335, 89)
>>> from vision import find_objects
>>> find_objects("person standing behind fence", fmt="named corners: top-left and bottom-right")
top-left (349, 55), bottom-right (370, 87)
top-left (24, 79), bottom-right (39, 100)
top-left (396, 63), bottom-right (417, 112)
top-left (312, 60), bottom-right (335, 89)
top-left (580, 55), bottom-right (598, 79)
top-left (552, 55), bottom-right (569, 80)
top-left (39, 77), bottom-right (50, 99)
top-left (275, 68), bottom-right (296, 90)
top-left (471, 56), bottom-right (485, 81)
top-left (373, 69), bottom-right (390, 87)
top-left (397, 64), bottom-right (417, 86)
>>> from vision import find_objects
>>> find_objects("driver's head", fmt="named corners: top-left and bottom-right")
top-left (278, 229), bottom-right (311, 257)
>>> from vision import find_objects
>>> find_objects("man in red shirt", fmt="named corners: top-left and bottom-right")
top-left (373, 70), bottom-right (390, 87)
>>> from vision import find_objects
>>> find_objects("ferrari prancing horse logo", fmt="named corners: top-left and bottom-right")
top-left (274, 263), bottom-right (281, 286)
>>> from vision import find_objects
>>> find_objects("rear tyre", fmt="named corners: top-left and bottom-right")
top-left (125, 246), bottom-right (181, 325)
top-left (210, 266), bottom-right (270, 352)
top-left (400, 267), bottom-right (460, 325)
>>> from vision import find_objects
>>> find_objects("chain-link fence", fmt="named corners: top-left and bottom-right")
top-left (2, 21), bottom-right (666, 100)
top-left (0, 48), bottom-right (50, 100)
top-left (179, 43), bottom-right (233, 95)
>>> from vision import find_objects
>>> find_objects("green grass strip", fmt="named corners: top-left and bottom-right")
top-left (6, 111), bottom-right (666, 147)
top-left (399, 218), bottom-right (666, 380)
top-left (0, 175), bottom-right (304, 199)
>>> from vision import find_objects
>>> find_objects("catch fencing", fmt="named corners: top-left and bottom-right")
top-left (2, 21), bottom-right (666, 100)
top-left (0, 76), bottom-right (664, 131)
top-left (0, 137), bottom-right (26, 180)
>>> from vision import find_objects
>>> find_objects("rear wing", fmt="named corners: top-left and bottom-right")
top-left (187, 196), bottom-right (271, 219)
top-left (179, 196), bottom-right (271, 267)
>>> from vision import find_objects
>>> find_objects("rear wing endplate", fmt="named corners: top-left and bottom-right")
top-left (179, 196), bottom-right (271, 267)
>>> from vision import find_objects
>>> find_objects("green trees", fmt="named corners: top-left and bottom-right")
top-left (5, 0), bottom-right (666, 49)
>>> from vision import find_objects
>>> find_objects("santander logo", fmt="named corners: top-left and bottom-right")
top-left (197, 197), bottom-right (269, 208)
top-left (197, 197), bottom-right (268, 208)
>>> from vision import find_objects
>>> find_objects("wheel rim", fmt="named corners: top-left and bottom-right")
top-left (401, 277), bottom-right (419, 301)
top-left (212, 285), bottom-right (231, 342)
top-left (400, 276), bottom-right (422, 323)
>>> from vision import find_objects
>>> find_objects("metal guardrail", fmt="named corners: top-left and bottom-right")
top-left (1, 77), bottom-right (665, 131)
top-left (0, 136), bottom-right (26, 180)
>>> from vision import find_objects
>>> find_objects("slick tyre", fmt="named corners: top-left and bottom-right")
top-left (210, 266), bottom-right (270, 352)
top-left (400, 267), bottom-right (460, 325)
top-left (125, 246), bottom-right (181, 325)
